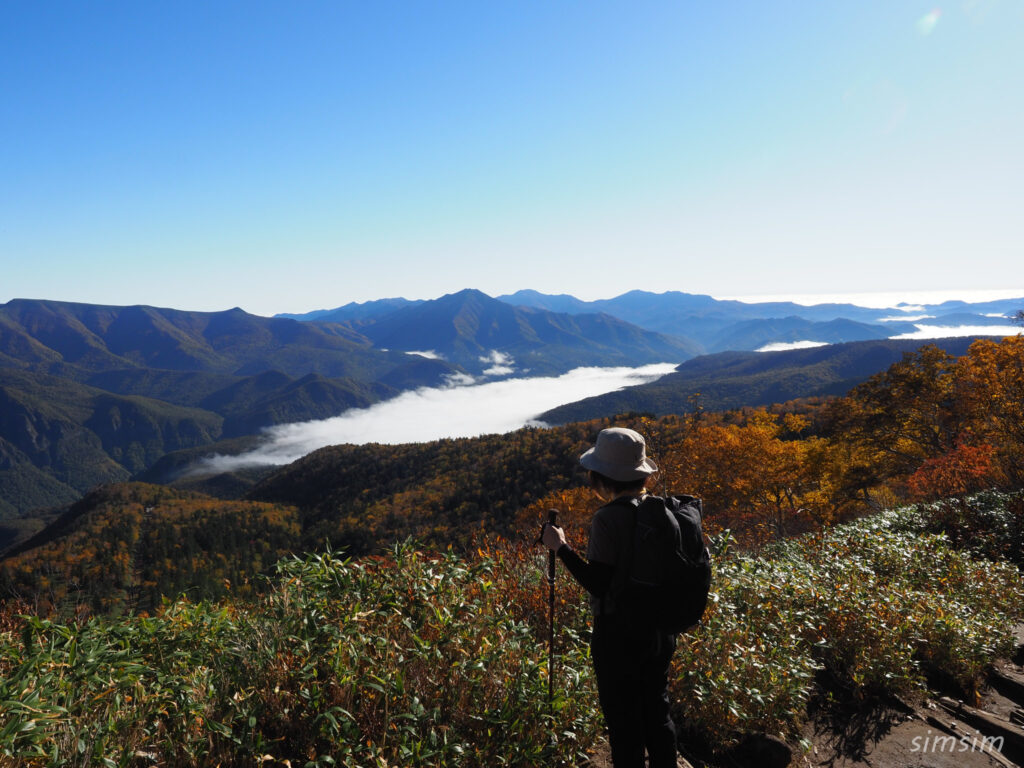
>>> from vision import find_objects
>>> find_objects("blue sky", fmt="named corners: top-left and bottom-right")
top-left (2, 1), bottom-right (1022, 316)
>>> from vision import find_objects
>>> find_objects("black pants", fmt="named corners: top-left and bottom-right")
top-left (591, 615), bottom-right (677, 768)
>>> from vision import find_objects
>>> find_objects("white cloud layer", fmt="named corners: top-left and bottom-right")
top-left (194, 363), bottom-right (678, 475)
top-left (877, 314), bottom-right (934, 323)
top-left (888, 325), bottom-right (1022, 340)
top-left (756, 340), bottom-right (830, 352)
top-left (479, 350), bottom-right (516, 376)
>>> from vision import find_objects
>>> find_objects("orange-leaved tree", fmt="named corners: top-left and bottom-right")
top-left (906, 441), bottom-right (998, 501)
top-left (822, 345), bottom-right (961, 502)
top-left (953, 336), bottom-right (1024, 487)
top-left (656, 411), bottom-right (829, 546)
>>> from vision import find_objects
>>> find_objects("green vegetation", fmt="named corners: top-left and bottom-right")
top-left (682, 495), bottom-right (1024, 743)
top-left (0, 545), bottom-right (599, 768)
top-left (2, 492), bottom-right (1022, 766)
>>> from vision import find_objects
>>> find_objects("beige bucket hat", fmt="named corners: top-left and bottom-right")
top-left (579, 427), bottom-right (658, 482)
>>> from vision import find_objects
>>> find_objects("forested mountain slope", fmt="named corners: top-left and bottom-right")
top-left (0, 298), bottom-right (441, 380)
top-left (349, 289), bottom-right (701, 374)
top-left (0, 300), bottom-right (462, 520)
top-left (0, 483), bottom-right (302, 614)
top-left (4, 337), bottom-right (1023, 625)
top-left (0, 421), bottom-right (619, 611)
top-left (540, 336), bottom-right (985, 424)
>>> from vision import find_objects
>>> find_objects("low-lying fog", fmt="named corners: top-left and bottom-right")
top-left (757, 324), bottom-right (1021, 352)
top-left (195, 363), bottom-right (678, 474)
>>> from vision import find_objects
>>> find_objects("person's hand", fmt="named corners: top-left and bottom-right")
top-left (542, 523), bottom-right (567, 552)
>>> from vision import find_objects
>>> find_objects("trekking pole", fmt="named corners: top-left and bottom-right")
top-left (546, 508), bottom-right (557, 707)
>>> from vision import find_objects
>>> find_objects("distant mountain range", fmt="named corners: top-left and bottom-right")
top-left (1, 289), bottom-right (1020, 542)
top-left (0, 291), bottom-right (699, 523)
top-left (283, 288), bottom-right (1022, 354)
top-left (345, 289), bottom-right (701, 375)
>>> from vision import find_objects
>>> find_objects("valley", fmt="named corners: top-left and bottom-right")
top-left (1, 293), bottom-right (1022, 768)
top-left (1, 289), bottom-right (1020, 550)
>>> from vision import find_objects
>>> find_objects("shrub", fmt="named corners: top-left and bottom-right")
top-left (668, 501), bottom-right (1024, 746)
top-left (899, 489), bottom-right (1024, 566)
top-left (0, 544), bottom-right (600, 768)
top-left (3, 495), bottom-right (1023, 764)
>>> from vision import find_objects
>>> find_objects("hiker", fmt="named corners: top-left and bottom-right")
top-left (542, 426), bottom-right (680, 768)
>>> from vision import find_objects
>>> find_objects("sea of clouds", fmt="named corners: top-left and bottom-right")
top-left (888, 323), bottom-right (1022, 340)
top-left (756, 323), bottom-right (1021, 352)
top-left (194, 305), bottom-right (1022, 473)
top-left (194, 363), bottom-right (678, 474)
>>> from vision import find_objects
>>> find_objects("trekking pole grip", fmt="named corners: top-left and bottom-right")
top-left (546, 509), bottom-right (557, 581)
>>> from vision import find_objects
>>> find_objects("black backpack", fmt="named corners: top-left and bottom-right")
top-left (614, 494), bottom-right (712, 634)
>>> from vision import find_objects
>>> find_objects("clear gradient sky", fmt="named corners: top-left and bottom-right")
top-left (2, 2), bottom-right (1022, 317)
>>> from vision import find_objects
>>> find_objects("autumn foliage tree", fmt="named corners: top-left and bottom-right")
top-left (655, 411), bottom-right (833, 543)
top-left (906, 442), bottom-right (998, 501)
top-left (522, 337), bottom-right (1024, 549)
top-left (521, 410), bottom-right (842, 549)
top-left (953, 336), bottom-right (1024, 487)
top-left (824, 338), bottom-right (1022, 503)
top-left (823, 345), bottom-right (960, 488)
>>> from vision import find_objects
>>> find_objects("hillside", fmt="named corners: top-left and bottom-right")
top-left (0, 299), bottom-right (465, 521)
top-left (0, 419), bottom-right (622, 608)
top-left (539, 336), bottom-right (985, 424)
top-left (350, 289), bottom-right (702, 374)
top-left (0, 298), bottom-right (464, 382)
top-left (0, 368), bottom-right (222, 519)
top-left (243, 421), bottom-right (620, 553)
top-left (1, 492), bottom-right (1022, 767)
top-left (0, 365), bottom-right (387, 524)
top-left (704, 316), bottom-right (904, 352)
top-left (0, 483), bottom-right (302, 614)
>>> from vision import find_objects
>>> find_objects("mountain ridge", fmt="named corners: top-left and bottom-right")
top-left (538, 336), bottom-right (991, 424)
top-left (3, 291), bottom-right (1020, 528)
top-left (0, 300), bottom-right (467, 521)
top-left (280, 289), bottom-right (1023, 353)
top-left (347, 289), bottom-right (702, 375)
top-left (0, 292), bottom-right (700, 523)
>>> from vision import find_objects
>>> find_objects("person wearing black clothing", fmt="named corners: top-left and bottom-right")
top-left (542, 427), bottom-right (679, 768)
